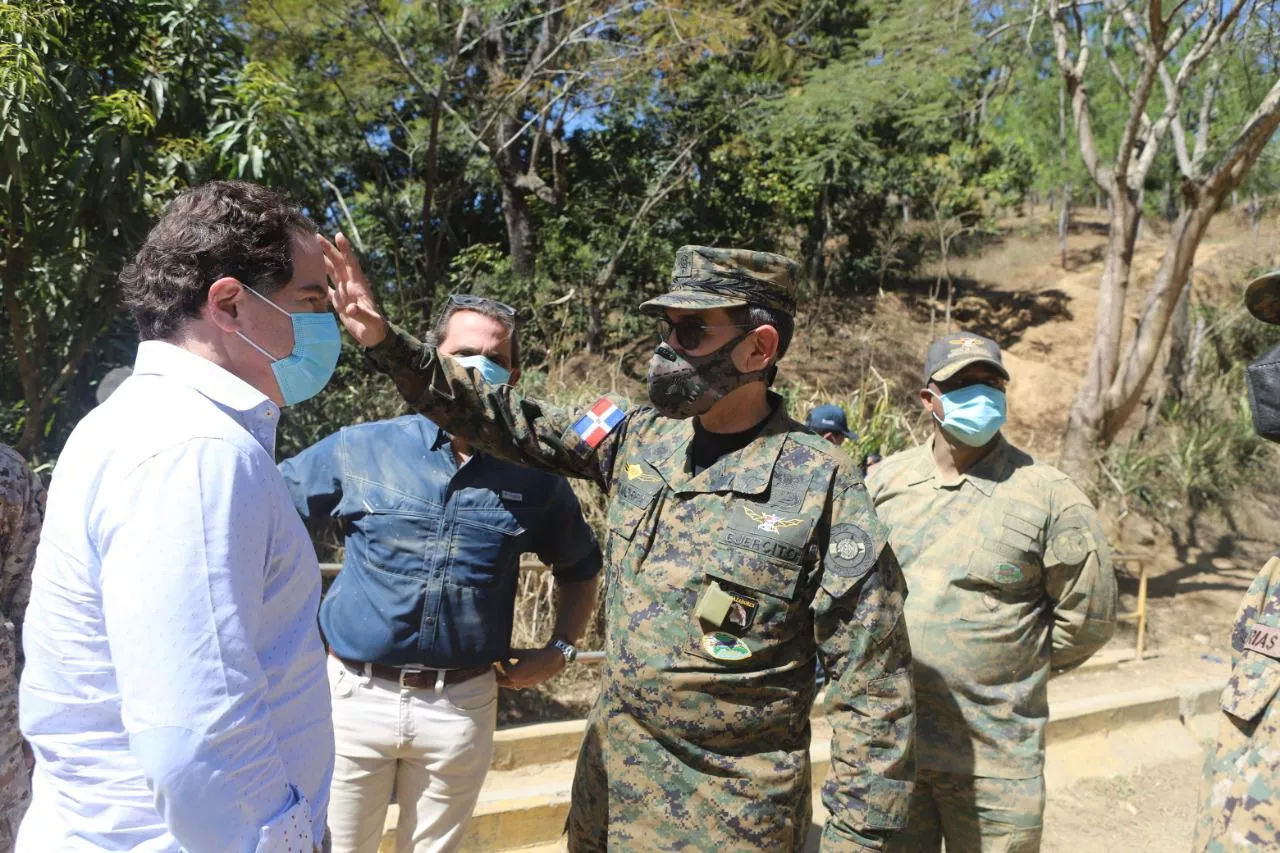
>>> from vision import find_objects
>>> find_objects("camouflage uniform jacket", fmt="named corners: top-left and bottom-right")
top-left (368, 326), bottom-right (915, 851)
top-left (0, 444), bottom-right (42, 714)
top-left (1194, 554), bottom-right (1280, 852)
top-left (865, 437), bottom-right (1114, 779)
top-left (0, 444), bottom-right (44, 836)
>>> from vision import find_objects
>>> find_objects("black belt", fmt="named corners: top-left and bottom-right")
top-left (331, 652), bottom-right (492, 689)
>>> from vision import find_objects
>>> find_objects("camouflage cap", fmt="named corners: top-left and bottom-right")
top-left (1245, 271), bottom-right (1280, 325)
top-left (639, 245), bottom-right (799, 316)
top-left (923, 332), bottom-right (1010, 384)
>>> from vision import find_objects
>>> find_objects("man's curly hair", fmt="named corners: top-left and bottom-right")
top-left (122, 180), bottom-right (317, 341)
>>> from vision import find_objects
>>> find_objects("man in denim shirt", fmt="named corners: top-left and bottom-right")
top-left (280, 297), bottom-right (602, 853)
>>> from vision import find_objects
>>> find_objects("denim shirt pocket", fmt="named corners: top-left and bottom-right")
top-left (350, 480), bottom-right (443, 578)
top-left (451, 507), bottom-right (527, 587)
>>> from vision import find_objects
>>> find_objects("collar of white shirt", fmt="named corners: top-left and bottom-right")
top-left (131, 339), bottom-right (282, 456)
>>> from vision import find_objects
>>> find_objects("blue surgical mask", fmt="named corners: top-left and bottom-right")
top-left (454, 354), bottom-right (511, 387)
top-left (930, 384), bottom-right (1007, 447)
top-left (237, 287), bottom-right (342, 406)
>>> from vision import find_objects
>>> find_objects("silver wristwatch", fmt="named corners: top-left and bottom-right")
top-left (549, 637), bottom-right (578, 664)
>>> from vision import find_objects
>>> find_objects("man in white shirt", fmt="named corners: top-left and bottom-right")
top-left (18, 180), bottom-right (339, 852)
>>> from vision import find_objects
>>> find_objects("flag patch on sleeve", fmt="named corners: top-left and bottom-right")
top-left (572, 398), bottom-right (625, 449)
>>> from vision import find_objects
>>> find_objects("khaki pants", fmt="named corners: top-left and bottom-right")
top-left (325, 656), bottom-right (498, 853)
top-left (884, 770), bottom-right (1044, 853)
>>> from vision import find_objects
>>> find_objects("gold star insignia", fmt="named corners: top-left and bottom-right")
top-left (626, 463), bottom-right (661, 482)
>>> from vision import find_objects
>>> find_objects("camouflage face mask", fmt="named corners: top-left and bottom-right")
top-left (646, 332), bottom-right (765, 419)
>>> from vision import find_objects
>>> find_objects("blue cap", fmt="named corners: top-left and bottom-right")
top-left (805, 404), bottom-right (856, 439)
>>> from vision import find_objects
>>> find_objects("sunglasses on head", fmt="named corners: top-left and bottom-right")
top-left (656, 316), bottom-right (755, 351)
top-left (448, 293), bottom-right (517, 318)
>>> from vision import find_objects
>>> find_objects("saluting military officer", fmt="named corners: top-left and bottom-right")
top-left (866, 333), bottom-right (1115, 853)
top-left (0, 444), bottom-right (44, 851)
top-left (322, 237), bottom-right (915, 851)
top-left (1193, 271), bottom-right (1280, 852)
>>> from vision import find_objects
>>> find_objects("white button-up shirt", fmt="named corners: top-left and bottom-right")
top-left (19, 341), bottom-right (333, 852)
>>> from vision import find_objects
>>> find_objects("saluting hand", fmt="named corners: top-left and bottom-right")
top-left (320, 232), bottom-right (388, 348)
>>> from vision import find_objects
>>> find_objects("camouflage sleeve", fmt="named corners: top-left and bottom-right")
top-left (1044, 484), bottom-right (1116, 672)
top-left (0, 454), bottom-right (44, 677)
top-left (365, 323), bottom-right (628, 490)
top-left (814, 476), bottom-right (915, 851)
top-left (862, 461), bottom-right (886, 504)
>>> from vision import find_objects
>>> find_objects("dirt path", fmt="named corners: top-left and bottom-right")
top-left (1043, 755), bottom-right (1204, 853)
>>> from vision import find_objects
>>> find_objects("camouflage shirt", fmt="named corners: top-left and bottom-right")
top-left (0, 444), bottom-right (42, 688)
top-left (367, 326), bottom-right (915, 851)
top-left (866, 436), bottom-right (1115, 778)
top-left (0, 443), bottom-right (44, 833)
top-left (1194, 554), bottom-right (1280, 852)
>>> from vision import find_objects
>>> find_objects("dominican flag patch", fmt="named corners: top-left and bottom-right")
top-left (573, 398), bottom-right (625, 448)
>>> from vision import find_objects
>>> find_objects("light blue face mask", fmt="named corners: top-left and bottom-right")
top-left (930, 384), bottom-right (1007, 447)
top-left (237, 286), bottom-right (342, 406)
top-left (453, 354), bottom-right (511, 387)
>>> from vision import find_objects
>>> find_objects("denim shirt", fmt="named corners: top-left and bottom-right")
top-left (280, 414), bottom-right (601, 668)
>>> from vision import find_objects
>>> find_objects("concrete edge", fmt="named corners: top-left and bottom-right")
top-left (491, 719), bottom-right (589, 771)
top-left (1046, 685), bottom-right (1183, 741)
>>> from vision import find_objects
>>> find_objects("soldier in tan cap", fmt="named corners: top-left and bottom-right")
top-left (1193, 271), bottom-right (1280, 852)
top-left (323, 238), bottom-right (916, 851)
top-left (867, 332), bottom-right (1115, 853)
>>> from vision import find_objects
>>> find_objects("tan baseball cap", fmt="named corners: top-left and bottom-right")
top-left (924, 332), bottom-right (1009, 384)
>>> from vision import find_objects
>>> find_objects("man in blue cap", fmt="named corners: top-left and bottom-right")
top-left (806, 403), bottom-right (857, 448)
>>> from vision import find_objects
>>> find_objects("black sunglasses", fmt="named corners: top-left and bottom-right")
top-left (656, 317), bottom-right (754, 351)
top-left (449, 293), bottom-right (517, 318)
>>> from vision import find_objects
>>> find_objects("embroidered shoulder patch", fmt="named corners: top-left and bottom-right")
top-left (1050, 527), bottom-right (1093, 566)
top-left (827, 523), bottom-right (876, 579)
top-left (572, 398), bottom-right (625, 449)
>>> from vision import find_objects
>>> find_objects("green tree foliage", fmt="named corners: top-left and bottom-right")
top-left (17, 0), bottom-right (1280, 473)
top-left (0, 0), bottom-right (269, 459)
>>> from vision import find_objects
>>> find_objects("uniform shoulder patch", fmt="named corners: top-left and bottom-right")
top-left (827, 523), bottom-right (876, 579)
top-left (1049, 526), bottom-right (1093, 566)
top-left (572, 397), bottom-right (626, 449)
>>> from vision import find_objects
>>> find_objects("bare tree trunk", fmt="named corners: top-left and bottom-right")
top-left (1104, 207), bottom-right (1216, 437)
top-left (945, 273), bottom-right (954, 332)
top-left (498, 180), bottom-right (536, 279)
top-left (929, 274), bottom-right (939, 334)
top-left (1061, 61), bottom-right (1280, 477)
top-left (1059, 182), bottom-right (1072, 268)
top-left (1185, 313), bottom-right (1206, 397)
top-left (1061, 190), bottom-right (1141, 476)
top-left (422, 99), bottom-right (442, 287)
top-left (585, 299), bottom-right (604, 353)
top-left (1164, 274), bottom-right (1194, 402)
top-left (807, 181), bottom-right (829, 288)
